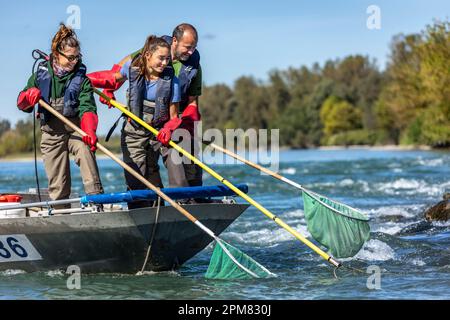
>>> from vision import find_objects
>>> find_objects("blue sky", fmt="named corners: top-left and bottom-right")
top-left (1, 0), bottom-right (449, 134)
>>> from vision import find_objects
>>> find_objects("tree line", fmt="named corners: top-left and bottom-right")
top-left (1, 20), bottom-right (448, 157)
top-left (201, 20), bottom-right (449, 148)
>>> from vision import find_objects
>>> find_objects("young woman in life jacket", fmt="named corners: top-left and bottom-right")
top-left (88, 35), bottom-right (189, 209)
top-left (93, 24), bottom-right (203, 190)
top-left (17, 23), bottom-right (104, 208)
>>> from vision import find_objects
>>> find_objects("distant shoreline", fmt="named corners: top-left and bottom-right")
top-left (316, 144), bottom-right (433, 151)
top-left (0, 144), bottom-right (442, 162)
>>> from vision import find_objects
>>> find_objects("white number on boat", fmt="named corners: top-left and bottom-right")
top-left (0, 234), bottom-right (42, 262)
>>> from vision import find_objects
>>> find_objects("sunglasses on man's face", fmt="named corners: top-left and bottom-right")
top-left (58, 50), bottom-right (82, 62)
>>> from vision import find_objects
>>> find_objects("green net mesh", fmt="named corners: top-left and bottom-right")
top-left (302, 190), bottom-right (370, 258)
top-left (205, 239), bottom-right (274, 280)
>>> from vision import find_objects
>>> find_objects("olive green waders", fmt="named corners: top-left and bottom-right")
top-left (121, 119), bottom-right (189, 209)
top-left (40, 114), bottom-right (104, 209)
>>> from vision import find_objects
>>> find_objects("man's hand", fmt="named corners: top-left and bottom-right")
top-left (180, 103), bottom-right (201, 135)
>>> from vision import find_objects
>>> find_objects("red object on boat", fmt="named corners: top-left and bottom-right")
top-left (0, 194), bottom-right (22, 202)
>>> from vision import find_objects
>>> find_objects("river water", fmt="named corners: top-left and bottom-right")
top-left (0, 149), bottom-right (449, 299)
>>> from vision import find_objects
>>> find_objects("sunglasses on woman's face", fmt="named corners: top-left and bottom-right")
top-left (58, 50), bottom-right (82, 62)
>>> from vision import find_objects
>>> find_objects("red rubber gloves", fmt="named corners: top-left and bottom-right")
top-left (180, 103), bottom-right (201, 135)
top-left (157, 104), bottom-right (201, 145)
top-left (157, 117), bottom-right (182, 146)
top-left (80, 112), bottom-right (98, 152)
top-left (87, 64), bottom-right (123, 108)
top-left (17, 88), bottom-right (41, 112)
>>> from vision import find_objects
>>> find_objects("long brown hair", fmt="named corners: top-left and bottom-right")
top-left (132, 35), bottom-right (170, 76)
top-left (51, 23), bottom-right (80, 56)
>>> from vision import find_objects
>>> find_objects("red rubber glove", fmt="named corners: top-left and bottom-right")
top-left (17, 88), bottom-right (41, 112)
top-left (87, 70), bottom-right (117, 88)
top-left (80, 112), bottom-right (98, 152)
top-left (157, 117), bottom-right (182, 146)
top-left (87, 64), bottom-right (123, 108)
top-left (180, 103), bottom-right (201, 135)
top-left (182, 103), bottom-right (201, 121)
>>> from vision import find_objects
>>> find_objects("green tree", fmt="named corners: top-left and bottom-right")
top-left (418, 21), bottom-right (450, 146)
top-left (320, 96), bottom-right (363, 144)
top-left (322, 55), bottom-right (384, 130)
top-left (0, 118), bottom-right (11, 137)
top-left (232, 76), bottom-right (269, 129)
top-left (421, 106), bottom-right (450, 147)
top-left (265, 70), bottom-right (291, 128)
top-left (418, 21), bottom-right (450, 108)
top-left (201, 83), bottom-right (234, 130)
top-left (376, 20), bottom-right (450, 146)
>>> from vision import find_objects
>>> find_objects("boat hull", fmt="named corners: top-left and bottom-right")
top-left (0, 203), bottom-right (249, 273)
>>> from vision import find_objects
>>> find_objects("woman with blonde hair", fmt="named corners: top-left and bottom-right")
top-left (17, 23), bottom-right (104, 208)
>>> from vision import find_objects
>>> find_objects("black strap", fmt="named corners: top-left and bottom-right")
top-left (105, 114), bottom-right (125, 142)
